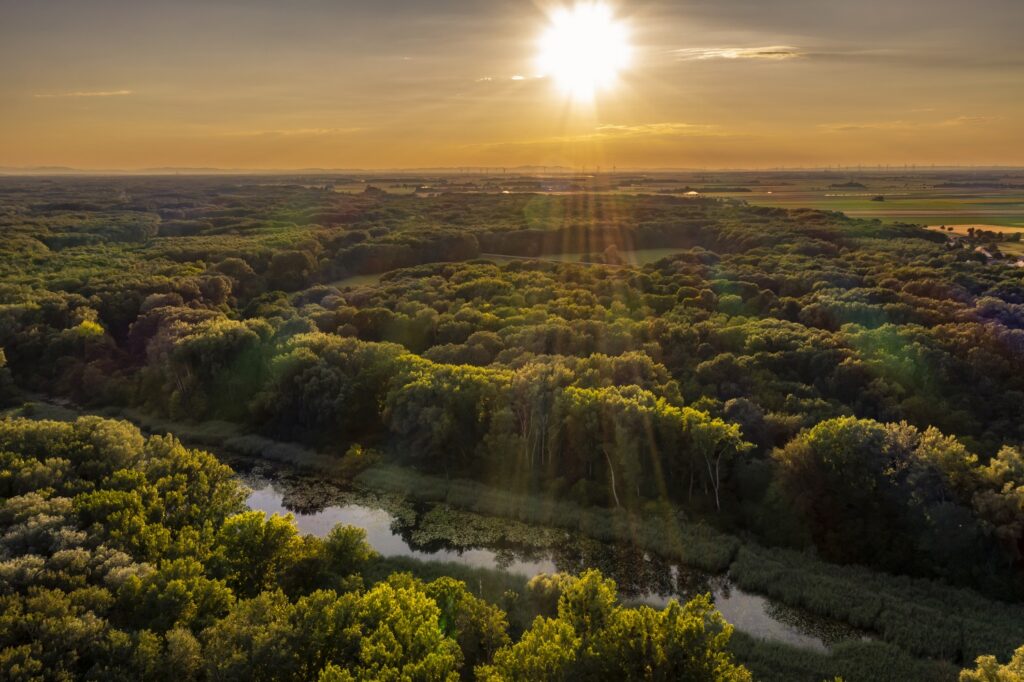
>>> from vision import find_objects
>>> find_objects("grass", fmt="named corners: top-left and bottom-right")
top-left (926, 223), bottom-right (1024, 234)
top-left (730, 545), bottom-right (1024, 663)
top-left (221, 433), bottom-right (348, 475)
top-left (118, 406), bottom-right (242, 444)
top-left (729, 632), bottom-right (959, 682)
top-left (751, 194), bottom-right (1024, 228)
top-left (998, 241), bottom-right (1024, 258)
top-left (3, 399), bottom-right (82, 422)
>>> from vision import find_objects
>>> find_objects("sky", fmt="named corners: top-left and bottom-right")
top-left (1, 0), bottom-right (1023, 170)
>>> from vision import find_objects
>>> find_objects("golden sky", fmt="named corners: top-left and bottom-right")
top-left (2, 0), bottom-right (1023, 170)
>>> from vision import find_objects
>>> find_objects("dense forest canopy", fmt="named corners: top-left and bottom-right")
top-left (0, 416), bottom-right (752, 680)
top-left (1, 177), bottom-right (1024, 679)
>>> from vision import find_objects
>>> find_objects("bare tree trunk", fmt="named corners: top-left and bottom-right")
top-left (604, 448), bottom-right (621, 508)
top-left (515, 405), bottom-right (532, 472)
top-left (704, 451), bottom-right (721, 512)
top-left (714, 455), bottom-right (722, 511)
top-left (539, 416), bottom-right (548, 466)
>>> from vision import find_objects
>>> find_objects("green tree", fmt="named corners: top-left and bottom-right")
top-left (477, 616), bottom-right (580, 681)
top-left (202, 590), bottom-right (299, 682)
top-left (212, 511), bottom-right (306, 597)
top-left (480, 571), bottom-right (749, 682)
top-left (960, 644), bottom-right (1024, 681)
top-left (426, 577), bottom-right (511, 677)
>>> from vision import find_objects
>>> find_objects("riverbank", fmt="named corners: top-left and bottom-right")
top-left (2, 397), bottom-right (1017, 680)
top-left (276, 461), bottom-right (1024, 665)
top-left (243, 473), bottom-right (853, 654)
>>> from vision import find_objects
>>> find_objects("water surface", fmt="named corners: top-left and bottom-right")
top-left (246, 480), bottom-right (858, 653)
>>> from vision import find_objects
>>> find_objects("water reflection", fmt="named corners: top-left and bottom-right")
top-left (245, 478), bottom-right (860, 652)
top-left (246, 483), bottom-right (557, 577)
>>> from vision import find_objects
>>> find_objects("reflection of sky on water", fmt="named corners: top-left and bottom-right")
top-left (246, 481), bottom-right (840, 652)
top-left (716, 591), bottom-right (826, 652)
top-left (246, 484), bottom-right (556, 577)
top-left (631, 573), bottom-right (828, 653)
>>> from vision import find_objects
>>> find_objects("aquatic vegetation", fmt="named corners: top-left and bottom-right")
top-left (408, 504), bottom-right (571, 550)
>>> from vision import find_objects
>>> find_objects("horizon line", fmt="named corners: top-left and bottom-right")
top-left (2, 164), bottom-right (1024, 177)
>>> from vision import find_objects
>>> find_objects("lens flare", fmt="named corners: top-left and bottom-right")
top-left (537, 3), bottom-right (632, 103)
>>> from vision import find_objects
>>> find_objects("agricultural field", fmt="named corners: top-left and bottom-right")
top-left (304, 169), bottom-right (1024, 230)
top-left (616, 170), bottom-right (1024, 229)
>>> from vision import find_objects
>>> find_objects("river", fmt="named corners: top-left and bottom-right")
top-left (246, 477), bottom-right (866, 653)
top-left (6, 396), bottom-right (864, 654)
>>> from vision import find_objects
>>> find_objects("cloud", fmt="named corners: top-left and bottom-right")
top-left (670, 45), bottom-right (954, 66)
top-left (818, 115), bottom-right (999, 133)
top-left (672, 46), bottom-right (802, 61)
top-left (594, 122), bottom-right (724, 137)
top-left (222, 127), bottom-right (366, 138)
top-left (34, 89), bottom-right (133, 98)
top-left (817, 121), bottom-right (911, 133)
top-left (466, 122), bottom-right (728, 151)
top-left (936, 115), bottom-right (1000, 127)
top-left (673, 45), bottom-right (1024, 70)
top-left (475, 74), bottom-right (543, 83)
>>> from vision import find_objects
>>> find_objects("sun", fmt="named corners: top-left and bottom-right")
top-left (537, 3), bottom-right (632, 103)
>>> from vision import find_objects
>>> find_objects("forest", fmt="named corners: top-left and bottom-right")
top-left (0, 416), bottom-right (750, 680)
top-left (1, 176), bottom-right (1024, 680)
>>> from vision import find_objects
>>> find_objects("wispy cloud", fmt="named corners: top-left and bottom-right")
top-left (818, 115), bottom-right (999, 133)
top-left (594, 122), bottom-right (724, 137)
top-left (223, 127), bottom-right (366, 138)
top-left (475, 74), bottom-right (543, 83)
top-left (34, 89), bottom-right (133, 99)
top-left (818, 121), bottom-right (911, 133)
top-left (672, 46), bottom-right (802, 61)
top-left (672, 45), bottom-right (1024, 71)
top-left (670, 45), bottom-right (933, 65)
top-left (936, 115), bottom-right (1000, 127)
top-left (467, 122), bottom-right (728, 151)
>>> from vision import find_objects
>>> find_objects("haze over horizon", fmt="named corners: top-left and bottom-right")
top-left (3, 0), bottom-right (1023, 170)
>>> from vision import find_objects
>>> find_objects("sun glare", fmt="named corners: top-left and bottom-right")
top-left (537, 3), bottom-right (632, 103)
